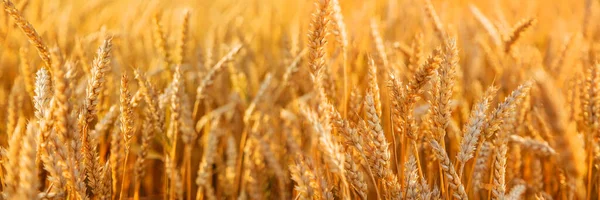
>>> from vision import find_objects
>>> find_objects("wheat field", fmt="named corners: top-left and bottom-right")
top-left (0, 0), bottom-right (598, 199)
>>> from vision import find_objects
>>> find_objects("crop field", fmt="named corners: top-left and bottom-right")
top-left (0, 0), bottom-right (598, 199)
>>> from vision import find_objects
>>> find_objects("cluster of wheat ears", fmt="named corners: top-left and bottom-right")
top-left (1, 0), bottom-right (599, 199)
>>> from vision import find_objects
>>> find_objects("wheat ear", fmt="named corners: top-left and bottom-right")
top-left (2, 0), bottom-right (52, 68)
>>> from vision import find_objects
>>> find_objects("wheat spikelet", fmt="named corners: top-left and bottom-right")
top-left (257, 137), bottom-right (288, 199)
top-left (81, 37), bottom-right (113, 125)
top-left (343, 149), bottom-right (367, 199)
top-left (133, 69), bottom-right (165, 135)
top-left (243, 74), bottom-right (273, 126)
top-left (367, 57), bottom-right (382, 116)
top-left (38, 101), bottom-right (67, 198)
top-left (245, 144), bottom-right (266, 200)
top-left (364, 90), bottom-right (389, 178)
top-left (406, 33), bottom-right (424, 73)
top-left (175, 9), bottom-right (190, 66)
top-left (33, 68), bottom-right (51, 121)
top-left (429, 39), bottom-right (458, 140)
top-left (363, 90), bottom-right (401, 199)
top-left (394, 41), bottom-right (414, 60)
top-left (424, 0), bottom-right (447, 41)
top-left (457, 85), bottom-right (496, 175)
top-left (224, 136), bottom-right (238, 189)
top-left (328, 0), bottom-right (349, 112)
top-left (492, 136), bottom-right (508, 200)
top-left (100, 161), bottom-right (112, 200)
top-left (2, 121), bottom-right (24, 198)
top-left (582, 62), bottom-right (600, 136)
top-left (15, 123), bottom-right (39, 200)
top-left (290, 156), bottom-right (320, 200)
top-left (134, 115), bottom-right (152, 199)
top-left (169, 66), bottom-right (184, 181)
top-left (331, 108), bottom-right (364, 153)
top-left (330, 106), bottom-right (372, 199)
top-left (118, 73), bottom-right (134, 200)
top-left (409, 50), bottom-right (442, 95)
top-left (469, 4), bottom-right (502, 46)
top-left (388, 74), bottom-right (406, 135)
top-left (33, 68), bottom-right (51, 165)
top-left (370, 19), bottom-right (389, 68)
top-left (79, 38), bottom-right (113, 199)
top-left (196, 119), bottom-right (222, 200)
top-left (109, 126), bottom-right (122, 197)
top-left (130, 90), bottom-right (143, 108)
top-left (330, 0), bottom-right (347, 51)
top-left (166, 155), bottom-right (184, 200)
top-left (6, 78), bottom-right (23, 139)
top-left (506, 184), bottom-right (527, 200)
top-left (193, 44), bottom-right (242, 112)
top-left (2, 0), bottom-right (52, 68)
top-left (473, 142), bottom-right (492, 190)
top-left (418, 176), bottom-right (433, 200)
top-left (120, 73), bottom-right (134, 147)
top-left (19, 47), bottom-right (36, 97)
top-left (484, 81), bottom-right (533, 139)
top-left (404, 154), bottom-right (420, 200)
top-left (300, 103), bottom-right (344, 173)
top-left (348, 88), bottom-right (363, 123)
top-left (52, 62), bottom-right (88, 199)
top-left (430, 139), bottom-right (468, 199)
top-left (390, 51), bottom-right (441, 140)
top-left (504, 18), bottom-right (536, 53)
top-left (509, 135), bottom-right (556, 156)
top-left (307, 0), bottom-right (331, 81)
top-left (91, 105), bottom-right (119, 142)
top-left (152, 13), bottom-right (171, 69)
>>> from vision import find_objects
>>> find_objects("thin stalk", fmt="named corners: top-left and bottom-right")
top-left (134, 181), bottom-right (141, 200)
top-left (165, 176), bottom-right (169, 200)
top-left (466, 140), bottom-right (484, 194)
top-left (169, 126), bottom-right (180, 200)
top-left (119, 148), bottom-right (131, 200)
top-left (342, 50), bottom-right (348, 118)
top-left (587, 144), bottom-right (593, 200)
top-left (399, 134), bottom-right (406, 190)
top-left (359, 154), bottom-right (382, 200)
top-left (438, 162), bottom-right (447, 198)
top-left (487, 157), bottom-right (494, 200)
top-left (234, 128), bottom-right (249, 197)
top-left (183, 146), bottom-right (192, 200)
top-left (412, 141), bottom-right (424, 179)
top-left (390, 112), bottom-right (400, 176)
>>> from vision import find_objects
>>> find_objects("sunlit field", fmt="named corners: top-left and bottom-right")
top-left (0, 0), bottom-right (598, 199)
